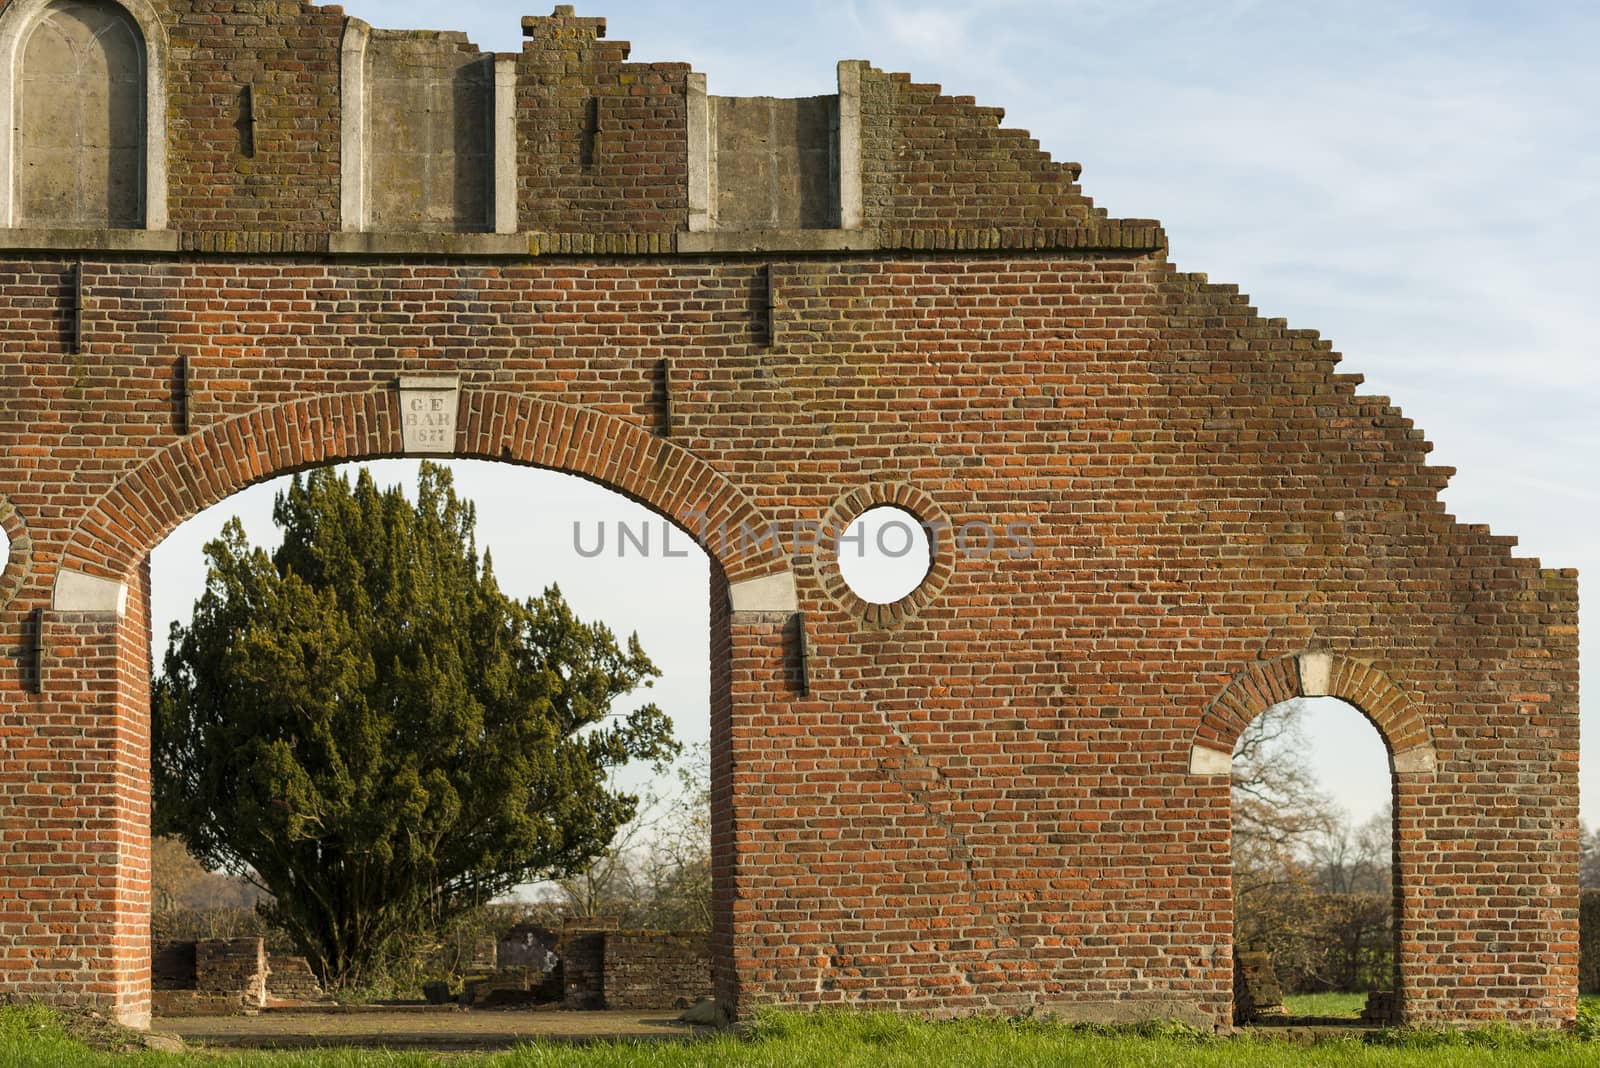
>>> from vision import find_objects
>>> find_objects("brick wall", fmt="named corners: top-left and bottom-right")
top-left (558, 928), bottom-right (608, 1010)
top-left (604, 931), bottom-right (712, 1010)
top-left (515, 8), bottom-right (691, 235)
top-left (0, 0), bottom-right (1579, 1034)
top-left (162, 0), bottom-right (347, 238)
top-left (196, 938), bottom-right (267, 1008)
top-left (265, 954), bottom-right (325, 1002)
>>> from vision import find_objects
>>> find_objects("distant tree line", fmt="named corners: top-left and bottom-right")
top-left (1232, 700), bottom-right (1394, 994)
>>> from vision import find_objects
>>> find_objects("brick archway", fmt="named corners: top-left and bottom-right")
top-left (52, 388), bottom-right (793, 598)
top-left (36, 386), bottom-right (794, 1028)
top-left (1188, 652), bottom-right (1436, 778)
top-left (1190, 651), bottom-right (1436, 1025)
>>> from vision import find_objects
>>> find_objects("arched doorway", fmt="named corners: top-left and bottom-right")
top-left (1231, 695), bottom-right (1396, 1022)
top-left (145, 455), bottom-right (716, 997)
top-left (1188, 651), bottom-right (1437, 1028)
top-left (44, 389), bottom-right (796, 1026)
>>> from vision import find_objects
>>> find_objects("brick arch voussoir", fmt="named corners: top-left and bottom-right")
top-left (57, 389), bottom-right (789, 592)
top-left (456, 391), bottom-right (789, 584)
top-left (1190, 652), bottom-right (1436, 777)
top-left (59, 392), bottom-right (399, 580)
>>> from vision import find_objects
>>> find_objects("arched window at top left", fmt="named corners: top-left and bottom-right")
top-left (16, 0), bottom-right (145, 228)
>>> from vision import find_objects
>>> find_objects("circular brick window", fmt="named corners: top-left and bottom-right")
top-left (0, 498), bottom-right (28, 613)
top-left (818, 485), bottom-right (955, 625)
top-left (837, 505), bottom-right (932, 605)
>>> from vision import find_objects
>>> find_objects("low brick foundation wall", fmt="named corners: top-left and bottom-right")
top-left (152, 937), bottom-right (327, 1014)
top-left (603, 931), bottom-right (712, 1010)
top-left (265, 954), bottom-right (327, 1003)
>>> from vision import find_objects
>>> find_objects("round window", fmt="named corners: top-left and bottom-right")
top-left (836, 505), bottom-right (932, 605)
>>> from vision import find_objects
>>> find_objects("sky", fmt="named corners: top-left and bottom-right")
top-left (124, 2), bottom-right (1600, 836)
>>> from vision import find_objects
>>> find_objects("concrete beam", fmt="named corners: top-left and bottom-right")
top-left (677, 228), bottom-right (878, 254)
top-left (53, 568), bottom-right (127, 616)
top-left (729, 571), bottom-right (797, 613)
top-left (339, 19), bottom-right (370, 232)
top-left (0, 228), bottom-right (179, 252)
top-left (837, 61), bottom-right (865, 231)
top-left (493, 57), bottom-right (518, 235)
top-left (328, 231), bottom-right (527, 256)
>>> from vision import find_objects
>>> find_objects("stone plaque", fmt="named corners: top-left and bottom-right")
top-left (397, 376), bottom-right (459, 454)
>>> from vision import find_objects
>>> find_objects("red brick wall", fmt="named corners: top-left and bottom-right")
top-left (859, 65), bottom-right (1107, 231)
top-left (161, 1), bottom-right (347, 240)
top-left (515, 9), bottom-right (691, 235)
top-left (0, 0), bottom-right (1579, 1034)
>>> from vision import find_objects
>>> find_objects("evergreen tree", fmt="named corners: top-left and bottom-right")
top-left (153, 463), bottom-right (676, 986)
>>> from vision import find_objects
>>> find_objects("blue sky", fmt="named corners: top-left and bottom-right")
top-left (134, 2), bottom-right (1599, 833)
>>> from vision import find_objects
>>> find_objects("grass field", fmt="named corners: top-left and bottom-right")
top-left (1281, 993), bottom-right (1367, 1018)
top-left (4, 1002), bottom-right (1598, 1068)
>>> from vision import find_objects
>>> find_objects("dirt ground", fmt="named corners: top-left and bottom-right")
top-left (152, 1007), bottom-right (703, 1051)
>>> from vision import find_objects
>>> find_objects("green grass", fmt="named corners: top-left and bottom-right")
top-left (3, 1003), bottom-right (1599, 1068)
top-left (1282, 992), bottom-right (1367, 1018)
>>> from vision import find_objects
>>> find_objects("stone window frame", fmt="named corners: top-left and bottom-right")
top-left (0, 0), bottom-right (168, 230)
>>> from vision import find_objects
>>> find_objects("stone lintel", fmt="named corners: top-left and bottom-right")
top-left (0, 228), bottom-right (179, 252)
top-left (329, 231), bottom-right (530, 256)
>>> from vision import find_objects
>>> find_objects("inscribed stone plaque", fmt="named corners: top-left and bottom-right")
top-left (398, 376), bottom-right (459, 454)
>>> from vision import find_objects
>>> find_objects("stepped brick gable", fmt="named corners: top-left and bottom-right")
top-left (0, 1), bottom-right (1579, 1031)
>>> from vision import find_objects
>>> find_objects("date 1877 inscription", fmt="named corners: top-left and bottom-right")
top-left (397, 377), bottom-right (459, 454)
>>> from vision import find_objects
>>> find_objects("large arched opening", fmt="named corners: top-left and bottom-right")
top-left (145, 456), bottom-right (716, 1000)
top-left (45, 389), bottom-right (796, 1025)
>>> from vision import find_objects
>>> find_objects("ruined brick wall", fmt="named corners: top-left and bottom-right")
top-left (197, 938), bottom-right (267, 1008)
top-left (858, 64), bottom-right (1106, 233)
top-left (603, 931), bottom-right (711, 1010)
top-left (161, 0), bottom-right (347, 239)
top-left (558, 929), bottom-right (608, 1010)
top-left (265, 954), bottom-right (324, 1002)
top-left (0, 0), bottom-right (1579, 1035)
top-left (516, 8), bottom-right (690, 235)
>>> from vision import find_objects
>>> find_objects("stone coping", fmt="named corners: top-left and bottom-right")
top-left (0, 222), bottom-right (1165, 258)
